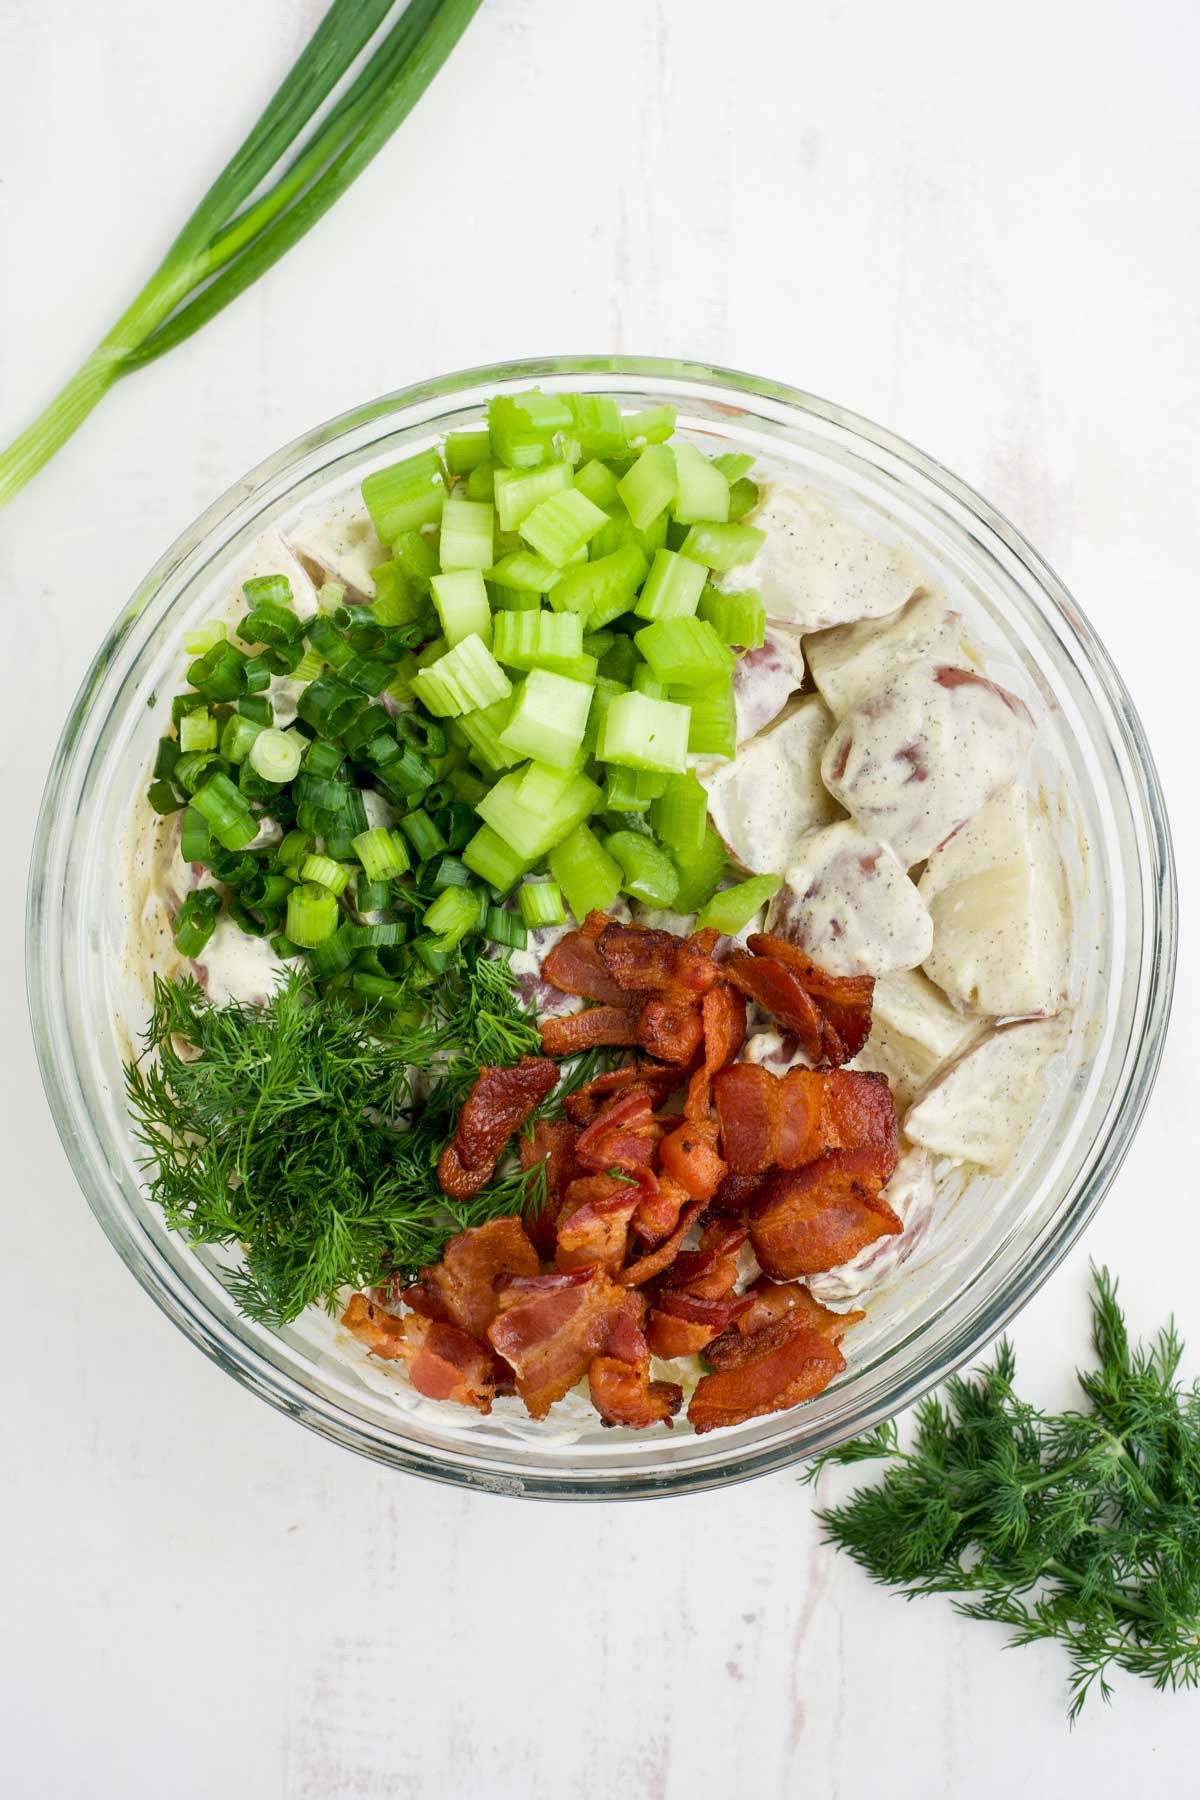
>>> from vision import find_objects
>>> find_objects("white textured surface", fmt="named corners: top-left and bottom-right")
top-left (2, 0), bottom-right (1198, 1792)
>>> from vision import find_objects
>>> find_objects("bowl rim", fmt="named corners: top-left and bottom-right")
top-left (26, 353), bottom-right (1179, 1499)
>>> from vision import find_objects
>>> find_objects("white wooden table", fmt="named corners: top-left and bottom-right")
top-left (2, 2), bottom-right (1197, 1792)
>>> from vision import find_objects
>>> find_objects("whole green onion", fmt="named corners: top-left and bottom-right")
top-left (0, 0), bottom-right (484, 507)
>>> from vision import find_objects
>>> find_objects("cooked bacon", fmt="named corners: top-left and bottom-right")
top-left (713, 1062), bottom-right (784, 1173)
top-left (438, 1056), bottom-right (559, 1199)
top-left (670, 927), bottom-right (724, 996)
top-left (685, 983), bottom-right (748, 1120)
top-left (688, 1324), bottom-right (846, 1433)
top-left (618, 1198), bottom-right (707, 1285)
top-left (726, 950), bottom-right (824, 1062)
top-left (580, 909), bottom-right (619, 940)
top-left (588, 1291), bottom-right (683, 1429)
top-left (631, 1170), bottom-right (694, 1245)
top-left (519, 1118), bottom-right (582, 1257)
top-left (341, 1296), bottom-right (496, 1413)
top-left (595, 922), bottom-right (685, 992)
top-left (542, 930), bottom-right (634, 1006)
top-left (555, 1173), bottom-right (642, 1275)
top-left (705, 1279), bottom-right (864, 1370)
top-left (658, 1118), bottom-right (727, 1201)
top-left (709, 1169), bottom-right (764, 1214)
top-left (575, 1087), bottom-right (662, 1178)
top-left (562, 1060), bottom-right (687, 1125)
top-left (645, 1289), bottom-right (754, 1358)
top-left (747, 933), bottom-right (874, 1063)
top-left (810, 1068), bottom-right (898, 1171)
top-left (539, 1004), bottom-right (641, 1056)
top-left (660, 1217), bottom-right (747, 1300)
top-left (404, 1216), bottom-right (539, 1341)
top-left (713, 1063), bottom-right (898, 1176)
top-left (489, 1268), bottom-right (627, 1419)
top-left (636, 993), bottom-right (705, 1064)
top-left (749, 1148), bottom-right (902, 1278)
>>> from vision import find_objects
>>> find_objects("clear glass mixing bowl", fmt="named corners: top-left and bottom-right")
top-left (27, 357), bottom-right (1177, 1499)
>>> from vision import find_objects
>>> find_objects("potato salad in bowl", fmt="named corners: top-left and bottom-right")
top-left (31, 362), bottom-right (1172, 1496)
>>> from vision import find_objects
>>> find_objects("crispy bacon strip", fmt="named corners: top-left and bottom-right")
top-left (519, 1118), bottom-right (582, 1257)
top-left (489, 1268), bottom-right (627, 1420)
top-left (660, 1217), bottom-right (748, 1300)
top-left (726, 950), bottom-right (824, 1062)
top-left (671, 928), bottom-right (724, 996)
top-left (342, 1296), bottom-right (496, 1413)
top-left (713, 1064), bottom-right (898, 1177)
top-left (705, 1279), bottom-right (863, 1371)
top-left (555, 1174), bottom-right (642, 1275)
top-left (595, 922), bottom-right (685, 992)
top-left (688, 1325), bottom-right (846, 1433)
top-left (713, 1062), bottom-right (783, 1173)
top-left (749, 1148), bottom-right (902, 1279)
top-left (562, 1060), bottom-right (687, 1125)
top-left (645, 1289), bottom-right (754, 1359)
top-left (636, 993), bottom-right (705, 1065)
top-left (539, 1005), bottom-right (640, 1056)
top-left (403, 1216), bottom-right (539, 1341)
top-left (748, 933), bottom-right (874, 1063)
top-left (588, 1292), bottom-right (683, 1430)
top-left (709, 1169), bottom-right (764, 1215)
top-left (658, 1118), bottom-right (727, 1201)
top-left (685, 983), bottom-right (748, 1120)
top-left (631, 1170), bottom-right (693, 1245)
top-left (542, 930), bottom-right (635, 1006)
top-left (618, 1198), bottom-right (706, 1286)
top-left (575, 1087), bottom-right (662, 1178)
top-left (437, 1055), bottom-right (559, 1199)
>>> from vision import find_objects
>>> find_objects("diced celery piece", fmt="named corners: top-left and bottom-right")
top-left (728, 478), bottom-right (758, 522)
top-left (445, 429), bottom-right (491, 475)
top-left (672, 828), bottom-right (729, 913)
top-left (520, 488), bottom-right (609, 567)
top-left (550, 543), bottom-right (648, 628)
top-left (423, 885), bottom-right (481, 946)
top-left (632, 664), bottom-right (667, 699)
top-left (624, 405), bottom-right (677, 447)
top-left (478, 767), bottom-right (602, 860)
top-left (516, 760), bottom-right (584, 813)
top-left (430, 569), bottom-right (492, 647)
top-left (487, 550), bottom-right (563, 595)
top-left (499, 669), bottom-right (594, 769)
top-left (589, 508), bottom-right (634, 561)
top-left (463, 823), bottom-right (533, 891)
top-left (493, 461), bottom-right (573, 532)
top-left (549, 822), bottom-right (623, 921)
top-left (583, 676), bottom-right (626, 754)
top-left (598, 691), bottom-right (691, 774)
top-left (456, 695), bottom-right (523, 773)
top-left (651, 771), bottom-right (709, 859)
top-left (573, 458), bottom-right (621, 509)
top-left (618, 444), bottom-right (676, 532)
top-left (393, 530), bottom-right (439, 595)
top-left (713, 452), bottom-right (754, 482)
top-left (439, 497), bottom-right (494, 572)
top-left (671, 677), bottom-right (737, 758)
top-left (597, 636), bottom-right (639, 685)
top-left (582, 629), bottom-right (615, 660)
top-left (519, 879), bottom-right (567, 928)
top-left (569, 395), bottom-right (626, 457)
top-left (671, 441), bottom-right (730, 524)
top-left (410, 634), bottom-right (512, 717)
top-left (489, 584), bottom-right (542, 613)
top-left (603, 830), bottom-right (680, 908)
top-left (697, 584), bottom-right (766, 650)
top-left (603, 766), bottom-right (668, 813)
top-left (489, 390), bottom-right (574, 469)
top-left (492, 608), bottom-right (584, 673)
top-left (362, 449), bottom-right (445, 539)
top-left (371, 562), bottom-right (421, 627)
top-left (679, 520), bottom-right (765, 572)
top-left (636, 616), bottom-right (736, 686)
top-left (466, 459), bottom-right (500, 501)
top-left (633, 548), bottom-right (707, 621)
top-left (697, 873), bottom-right (783, 934)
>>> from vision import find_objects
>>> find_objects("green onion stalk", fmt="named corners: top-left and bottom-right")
top-left (0, 0), bottom-right (484, 508)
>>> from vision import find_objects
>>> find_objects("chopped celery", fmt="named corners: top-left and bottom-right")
top-left (569, 395), bottom-right (626, 457)
top-left (392, 530), bottom-right (439, 595)
top-left (493, 461), bottom-right (573, 532)
top-left (362, 449), bottom-right (445, 539)
top-left (445, 429), bottom-right (491, 475)
top-left (651, 771), bottom-right (709, 858)
top-left (603, 830), bottom-right (680, 908)
top-left (549, 822), bottom-right (623, 921)
top-left (477, 766), bottom-right (602, 860)
top-left (636, 616), bottom-right (736, 686)
top-left (728, 478), bottom-right (759, 522)
top-left (519, 487), bottom-right (608, 567)
top-left (463, 824), bottom-right (532, 891)
top-left (672, 677), bottom-right (737, 758)
top-left (467, 459), bottom-right (500, 502)
top-left (632, 664), bottom-right (667, 698)
top-left (697, 584), bottom-right (766, 649)
top-left (488, 391), bottom-right (574, 469)
top-left (573, 458), bottom-right (621, 509)
top-left (603, 765), bottom-right (667, 813)
top-left (371, 563), bottom-right (424, 628)
top-left (492, 608), bottom-right (583, 672)
top-left (582, 629), bottom-right (615, 660)
top-left (713, 452), bottom-right (754, 482)
top-left (423, 884), bottom-right (481, 948)
top-left (634, 548), bottom-right (707, 621)
top-left (551, 543), bottom-right (648, 629)
top-left (489, 584), bottom-right (543, 613)
top-left (597, 636), bottom-right (639, 685)
top-left (499, 670), bottom-right (594, 769)
top-left (696, 873), bottom-right (783, 934)
top-left (617, 444), bottom-right (676, 531)
top-left (488, 549), bottom-right (563, 593)
top-left (672, 827), bottom-right (729, 913)
top-left (410, 634), bottom-right (512, 717)
top-left (582, 676), bottom-right (627, 755)
top-left (679, 520), bottom-right (765, 571)
top-left (598, 691), bottom-right (691, 774)
top-left (519, 879), bottom-right (567, 928)
top-left (430, 569), bottom-right (492, 647)
top-left (672, 441), bottom-right (730, 524)
top-left (439, 497), bottom-right (494, 571)
top-left (456, 696), bottom-right (523, 773)
top-left (624, 405), bottom-right (677, 447)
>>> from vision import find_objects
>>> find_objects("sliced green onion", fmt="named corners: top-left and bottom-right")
top-left (617, 444), bottom-right (676, 530)
top-left (291, 646), bottom-right (325, 682)
top-left (548, 822), bottom-right (622, 921)
top-left (301, 736), bottom-right (345, 779)
top-left (184, 619), bottom-right (228, 656)
top-left (297, 673), bottom-right (366, 738)
top-left (286, 882), bottom-right (339, 947)
top-left (449, 767), bottom-right (490, 804)
top-left (367, 563), bottom-right (416, 627)
top-left (352, 827), bottom-right (410, 883)
top-left (651, 771), bottom-right (709, 859)
top-left (354, 876), bottom-right (391, 913)
top-left (484, 904), bottom-right (527, 950)
top-left (236, 695), bottom-right (274, 727)
top-left (679, 520), bottom-right (766, 572)
top-left (179, 709), bottom-right (218, 753)
top-left (550, 543), bottom-right (648, 629)
top-left (307, 924), bottom-right (357, 978)
top-left (499, 669), bottom-right (594, 769)
top-left (191, 772), bottom-right (257, 850)
top-left (429, 853), bottom-right (473, 891)
top-left (518, 880), bottom-right (566, 928)
top-left (672, 827), bottom-right (729, 914)
top-left (300, 854), bottom-right (351, 896)
top-left (462, 824), bottom-right (532, 891)
top-left (277, 829), bottom-right (312, 871)
top-left (173, 888), bottom-right (223, 957)
top-left (363, 449), bottom-right (445, 539)
top-left (697, 584), bottom-right (766, 649)
top-left (220, 712), bottom-right (266, 765)
top-left (147, 779), bottom-right (183, 815)
top-left (636, 615), bottom-right (736, 686)
top-left (317, 579), bottom-right (347, 615)
top-left (519, 487), bottom-right (608, 567)
top-left (696, 873), bottom-right (783, 934)
top-left (672, 441), bottom-right (730, 524)
top-left (439, 496), bottom-right (494, 571)
top-left (603, 830), bottom-right (680, 908)
top-left (597, 690), bottom-right (691, 774)
top-left (399, 807), bottom-right (447, 861)
top-left (422, 885), bottom-right (480, 947)
top-left (430, 568), bottom-right (492, 646)
top-left (249, 727), bottom-right (305, 783)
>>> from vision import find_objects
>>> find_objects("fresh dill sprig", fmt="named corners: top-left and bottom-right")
top-left (126, 952), bottom-right (552, 1327)
top-left (806, 1269), bottom-right (1200, 1721)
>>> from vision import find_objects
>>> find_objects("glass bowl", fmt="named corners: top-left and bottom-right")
top-left (27, 357), bottom-right (1177, 1499)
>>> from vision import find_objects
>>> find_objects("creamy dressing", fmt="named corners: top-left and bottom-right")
top-left (804, 589), bottom-right (967, 719)
top-left (904, 1017), bottom-right (1069, 1173)
top-left (766, 820), bottom-right (933, 977)
top-left (702, 694), bottom-right (841, 876)
top-left (807, 1146), bottom-right (936, 1306)
top-left (286, 500), bottom-right (386, 600)
top-left (820, 661), bottom-right (1035, 867)
top-left (731, 630), bottom-right (807, 742)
